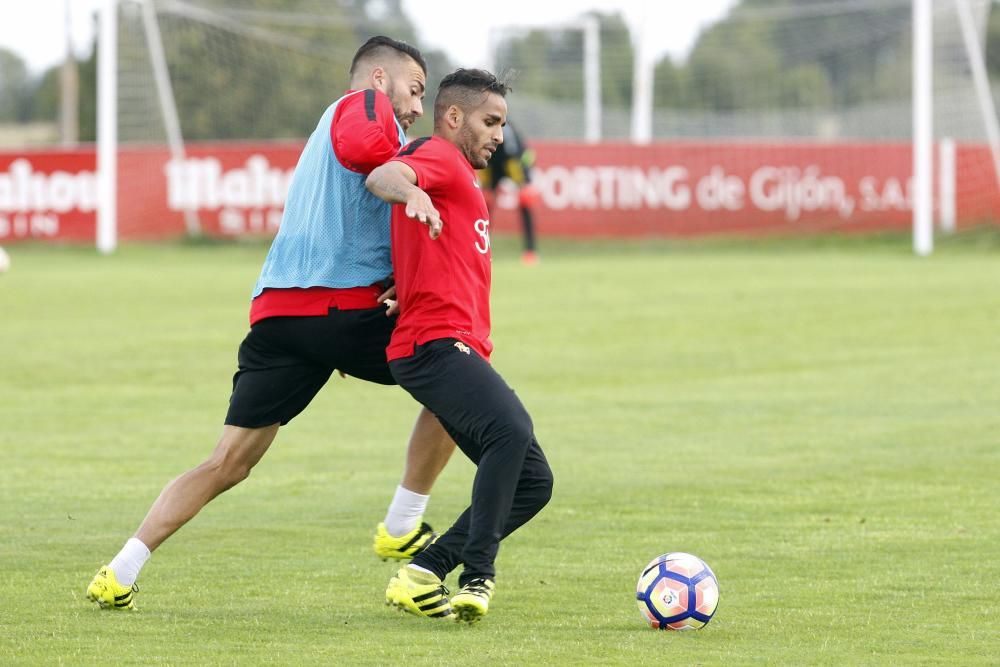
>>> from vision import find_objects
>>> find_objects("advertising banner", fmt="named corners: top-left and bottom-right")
top-left (2, 140), bottom-right (995, 243)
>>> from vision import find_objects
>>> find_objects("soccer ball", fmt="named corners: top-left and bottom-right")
top-left (636, 552), bottom-right (720, 630)
top-left (0, 246), bottom-right (9, 274)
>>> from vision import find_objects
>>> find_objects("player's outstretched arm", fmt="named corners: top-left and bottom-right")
top-left (366, 162), bottom-right (443, 239)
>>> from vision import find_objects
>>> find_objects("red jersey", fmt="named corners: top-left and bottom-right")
top-left (386, 136), bottom-right (493, 361)
top-left (249, 88), bottom-right (401, 325)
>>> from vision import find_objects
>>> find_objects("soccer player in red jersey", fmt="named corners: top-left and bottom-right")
top-left (366, 69), bottom-right (554, 623)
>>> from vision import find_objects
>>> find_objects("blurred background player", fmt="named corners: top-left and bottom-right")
top-left (86, 36), bottom-right (456, 611)
top-left (367, 68), bottom-right (553, 624)
top-left (478, 119), bottom-right (542, 265)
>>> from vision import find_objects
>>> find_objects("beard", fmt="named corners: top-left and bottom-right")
top-left (396, 112), bottom-right (416, 130)
top-left (467, 151), bottom-right (488, 169)
top-left (386, 75), bottom-right (417, 130)
top-left (459, 124), bottom-right (489, 168)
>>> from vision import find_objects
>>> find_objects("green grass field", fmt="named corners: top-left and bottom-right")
top-left (1, 233), bottom-right (998, 665)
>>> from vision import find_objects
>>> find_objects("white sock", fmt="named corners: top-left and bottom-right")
top-left (108, 538), bottom-right (151, 586)
top-left (407, 564), bottom-right (435, 576)
top-left (383, 485), bottom-right (429, 537)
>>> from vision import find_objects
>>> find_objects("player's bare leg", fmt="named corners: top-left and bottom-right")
top-left (87, 424), bottom-right (279, 608)
top-left (374, 407), bottom-right (455, 560)
top-left (400, 407), bottom-right (455, 494)
top-left (136, 423), bottom-right (280, 550)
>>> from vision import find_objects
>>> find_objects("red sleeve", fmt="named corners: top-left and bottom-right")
top-left (393, 138), bottom-right (455, 194)
top-left (331, 89), bottom-right (401, 174)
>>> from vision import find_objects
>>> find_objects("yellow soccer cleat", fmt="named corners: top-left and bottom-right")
top-left (86, 566), bottom-right (138, 610)
top-left (451, 578), bottom-right (495, 624)
top-left (385, 566), bottom-right (453, 619)
top-left (373, 520), bottom-right (436, 560)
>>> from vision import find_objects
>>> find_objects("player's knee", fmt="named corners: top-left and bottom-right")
top-left (486, 408), bottom-right (534, 452)
top-left (226, 460), bottom-right (254, 487)
top-left (206, 426), bottom-right (273, 489)
top-left (204, 447), bottom-right (256, 489)
top-left (203, 456), bottom-right (252, 490)
top-left (533, 463), bottom-right (554, 511)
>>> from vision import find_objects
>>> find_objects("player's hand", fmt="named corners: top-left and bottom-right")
top-left (377, 284), bottom-right (399, 316)
top-left (378, 285), bottom-right (400, 317)
top-left (377, 284), bottom-right (395, 302)
top-left (405, 190), bottom-right (443, 239)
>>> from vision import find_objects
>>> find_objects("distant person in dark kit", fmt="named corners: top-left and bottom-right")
top-left (478, 119), bottom-right (541, 265)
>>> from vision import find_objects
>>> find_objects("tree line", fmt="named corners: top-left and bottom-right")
top-left (3, 0), bottom-right (1000, 141)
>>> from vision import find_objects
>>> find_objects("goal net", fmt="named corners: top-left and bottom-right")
top-left (487, 0), bottom-right (1000, 239)
top-left (108, 0), bottom-right (439, 242)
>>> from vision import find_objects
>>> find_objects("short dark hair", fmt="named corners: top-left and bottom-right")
top-left (434, 68), bottom-right (510, 121)
top-left (349, 36), bottom-right (427, 78)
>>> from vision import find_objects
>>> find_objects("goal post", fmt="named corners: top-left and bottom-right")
top-left (96, 0), bottom-right (117, 254)
top-left (913, 0), bottom-right (999, 255)
top-left (139, 0), bottom-right (200, 237)
top-left (913, 0), bottom-right (933, 256)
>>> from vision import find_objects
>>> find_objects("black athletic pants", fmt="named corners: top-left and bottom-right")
top-left (389, 339), bottom-right (553, 586)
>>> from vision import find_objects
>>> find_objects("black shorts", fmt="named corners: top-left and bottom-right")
top-left (225, 307), bottom-right (395, 428)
